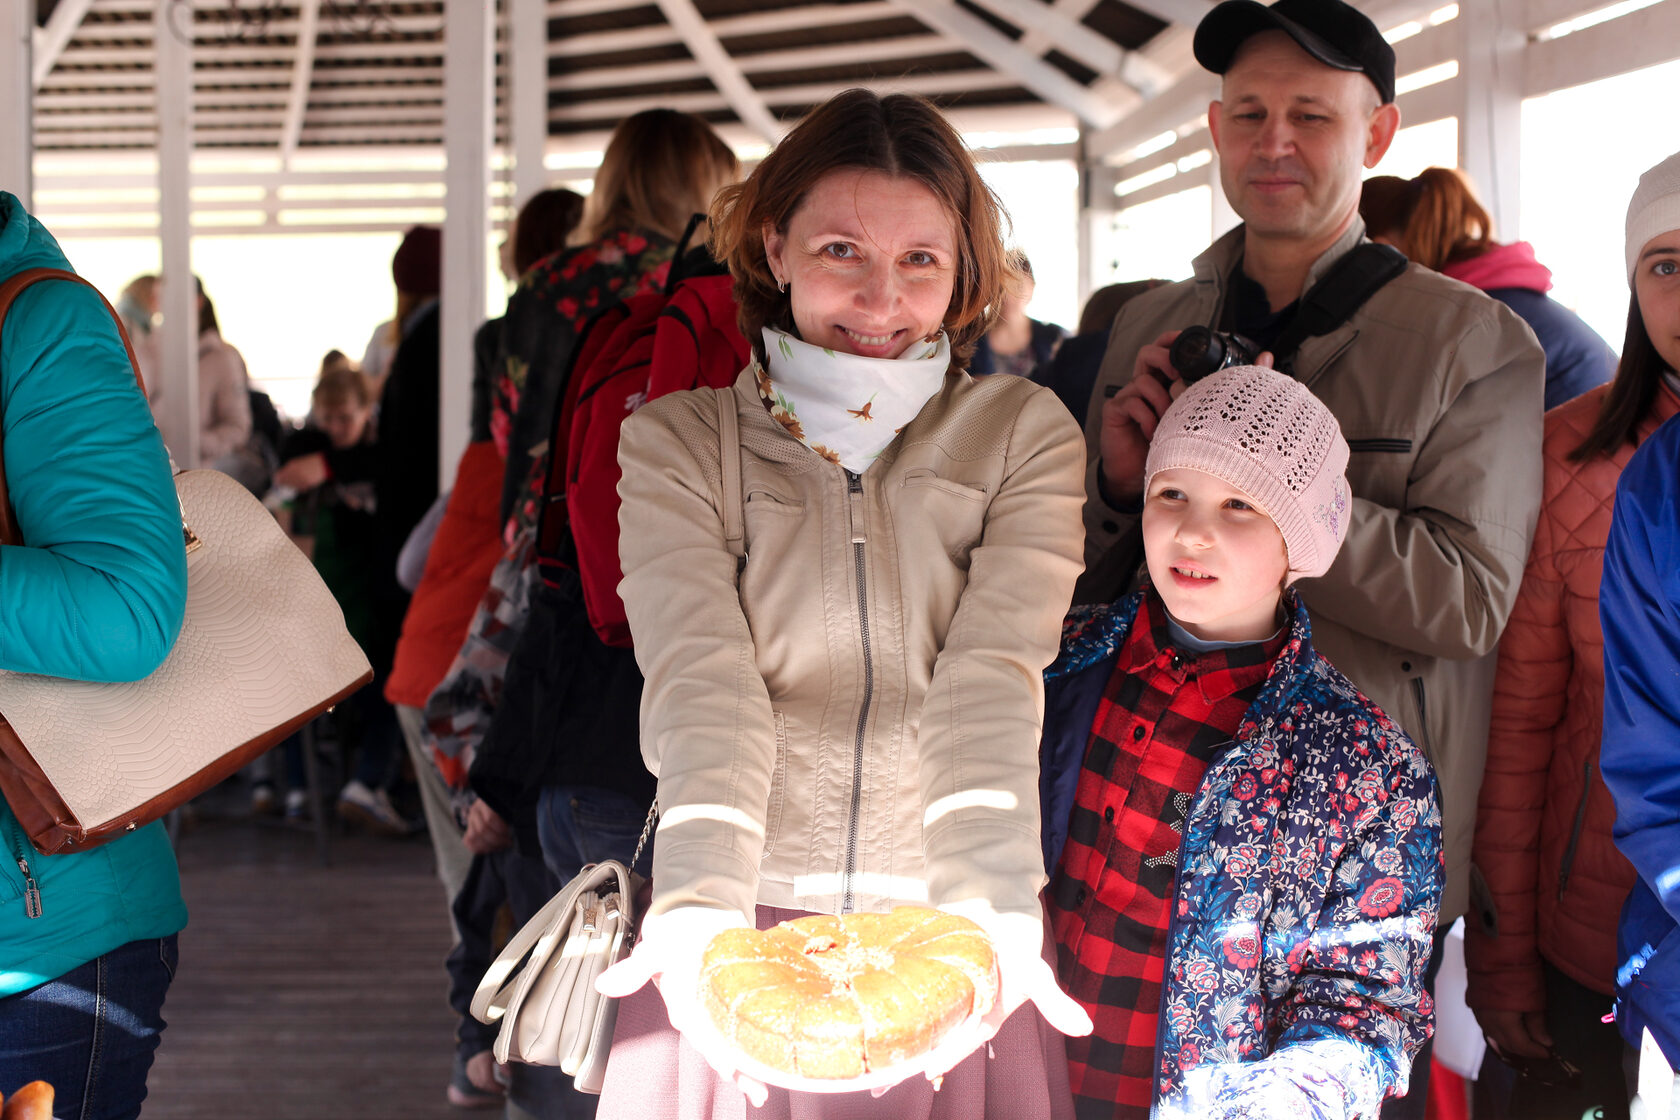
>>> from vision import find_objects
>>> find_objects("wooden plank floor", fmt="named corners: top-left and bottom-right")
top-left (144, 804), bottom-right (466, 1120)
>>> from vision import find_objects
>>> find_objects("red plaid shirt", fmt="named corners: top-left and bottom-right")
top-left (1048, 592), bottom-right (1284, 1119)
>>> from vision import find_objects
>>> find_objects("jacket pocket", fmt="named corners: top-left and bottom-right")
top-left (899, 470), bottom-right (989, 565)
top-left (761, 710), bottom-right (788, 859)
top-left (1348, 438), bottom-right (1414, 454)
top-left (901, 470), bottom-right (990, 502)
top-left (1409, 677), bottom-right (1436, 765)
top-left (1557, 758), bottom-right (1594, 901)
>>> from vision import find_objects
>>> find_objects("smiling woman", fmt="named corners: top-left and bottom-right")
top-left (594, 88), bottom-right (1093, 1119)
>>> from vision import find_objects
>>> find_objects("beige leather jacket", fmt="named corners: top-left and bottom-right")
top-left (618, 367), bottom-right (1086, 923)
top-left (1078, 222), bottom-right (1545, 924)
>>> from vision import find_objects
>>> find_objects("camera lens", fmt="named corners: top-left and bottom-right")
top-left (1168, 326), bottom-right (1227, 383)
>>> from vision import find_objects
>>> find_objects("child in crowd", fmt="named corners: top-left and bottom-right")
top-left (275, 353), bottom-right (411, 833)
top-left (1038, 364), bottom-right (1443, 1119)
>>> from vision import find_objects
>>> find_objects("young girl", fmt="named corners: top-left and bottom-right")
top-left (1464, 154), bottom-right (1680, 1120)
top-left (1596, 148), bottom-right (1680, 1104)
top-left (595, 89), bottom-right (1091, 1118)
top-left (1039, 364), bottom-right (1443, 1119)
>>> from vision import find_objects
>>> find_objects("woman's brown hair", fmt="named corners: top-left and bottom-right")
top-left (708, 88), bottom-right (1012, 370)
top-left (513, 187), bottom-right (586, 276)
top-left (1570, 294), bottom-right (1668, 461)
top-left (582, 109), bottom-right (739, 244)
top-left (1358, 167), bottom-right (1493, 271)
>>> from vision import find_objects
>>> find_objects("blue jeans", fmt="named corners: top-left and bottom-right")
top-left (0, 935), bottom-right (177, 1120)
top-left (535, 786), bottom-right (650, 885)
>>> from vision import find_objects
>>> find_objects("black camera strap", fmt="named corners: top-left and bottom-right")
top-left (1268, 242), bottom-right (1408, 365)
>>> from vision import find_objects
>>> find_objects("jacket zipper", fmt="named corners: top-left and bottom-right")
top-left (843, 469), bottom-right (873, 914)
top-left (1557, 758), bottom-right (1594, 901)
top-left (1410, 677), bottom-right (1435, 763)
top-left (2, 819), bottom-right (42, 919)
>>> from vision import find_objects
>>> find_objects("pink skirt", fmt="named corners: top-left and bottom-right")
top-left (595, 905), bottom-right (1076, 1120)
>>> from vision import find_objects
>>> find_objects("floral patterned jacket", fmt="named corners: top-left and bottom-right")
top-left (491, 227), bottom-right (675, 534)
top-left (1039, 591), bottom-right (1443, 1119)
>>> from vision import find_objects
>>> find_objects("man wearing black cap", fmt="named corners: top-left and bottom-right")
top-left (1073, 0), bottom-right (1545, 1116)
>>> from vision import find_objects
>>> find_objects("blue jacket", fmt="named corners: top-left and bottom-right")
top-left (1599, 411), bottom-right (1680, 1063)
top-left (1484, 288), bottom-right (1616, 411)
top-left (1041, 592), bottom-right (1443, 1118)
top-left (0, 192), bottom-right (189, 995)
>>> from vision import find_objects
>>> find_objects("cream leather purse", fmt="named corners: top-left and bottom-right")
top-left (0, 268), bottom-right (373, 854)
top-left (471, 856), bottom-right (640, 1093)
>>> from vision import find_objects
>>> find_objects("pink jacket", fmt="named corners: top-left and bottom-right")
top-left (1466, 379), bottom-right (1680, 1007)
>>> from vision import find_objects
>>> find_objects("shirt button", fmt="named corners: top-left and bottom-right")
top-left (1103, 806), bottom-right (1115, 823)
top-left (1132, 725), bottom-right (1146, 741)
top-left (1075, 887), bottom-right (1087, 907)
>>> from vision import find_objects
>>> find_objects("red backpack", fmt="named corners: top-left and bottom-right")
top-left (537, 261), bottom-right (748, 646)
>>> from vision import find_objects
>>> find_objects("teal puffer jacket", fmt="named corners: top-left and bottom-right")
top-left (0, 192), bottom-right (188, 996)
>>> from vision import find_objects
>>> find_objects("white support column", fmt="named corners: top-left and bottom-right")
top-left (2, 0), bottom-right (32, 206)
top-left (510, 0), bottom-right (548, 210)
top-left (155, 0), bottom-right (198, 468)
top-left (1457, 0), bottom-right (1522, 238)
top-left (441, 0), bottom-right (493, 489)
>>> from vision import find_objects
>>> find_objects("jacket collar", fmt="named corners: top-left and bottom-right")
top-left (1190, 218), bottom-right (1372, 306)
top-left (1189, 219), bottom-right (1373, 389)
top-left (1051, 588), bottom-right (1318, 723)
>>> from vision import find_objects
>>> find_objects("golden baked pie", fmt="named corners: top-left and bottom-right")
top-left (698, 907), bottom-right (998, 1079)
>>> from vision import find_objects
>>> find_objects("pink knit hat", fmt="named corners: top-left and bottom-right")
top-left (1144, 364), bottom-right (1351, 580)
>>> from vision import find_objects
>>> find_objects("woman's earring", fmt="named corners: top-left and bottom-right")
top-left (777, 278), bottom-right (787, 294)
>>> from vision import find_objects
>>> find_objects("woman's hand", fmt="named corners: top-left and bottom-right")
top-left (926, 901), bottom-right (1092, 1085)
top-left (596, 906), bottom-right (768, 1104)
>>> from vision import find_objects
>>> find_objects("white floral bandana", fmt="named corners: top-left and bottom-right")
top-left (754, 327), bottom-right (950, 473)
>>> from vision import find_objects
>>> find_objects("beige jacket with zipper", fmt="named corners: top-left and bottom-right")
top-left (618, 366), bottom-right (1086, 924)
top-left (1077, 221), bottom-right (1545, 924)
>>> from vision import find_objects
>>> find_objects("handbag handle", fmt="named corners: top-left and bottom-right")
top-left (0, 268), bottom-right (149, 548)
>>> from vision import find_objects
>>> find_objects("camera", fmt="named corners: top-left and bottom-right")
top-left (1168, 326), bottom-right (1260, 383)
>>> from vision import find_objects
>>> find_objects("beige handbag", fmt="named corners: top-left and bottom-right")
top-left (0, 268), bottom-right (373, 854)
top-left (471, 855), bottom-right (640, 1093)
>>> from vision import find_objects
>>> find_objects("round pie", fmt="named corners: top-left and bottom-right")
top-left (698, 906), bottom-right (998, 1080)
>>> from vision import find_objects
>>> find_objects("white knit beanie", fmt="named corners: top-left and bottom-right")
top-left (1145, 364), bottom-right (1351, 580)
top-left (1627, 149), bottom-right (1680, 284)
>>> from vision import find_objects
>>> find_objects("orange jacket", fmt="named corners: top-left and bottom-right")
top-left (385, 440), bottom-right (504, 713)
top-left (1465, 379), bottom-right (1680, 1008)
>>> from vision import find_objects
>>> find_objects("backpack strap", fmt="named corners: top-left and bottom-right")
top-left (1270, 242), bottom-right (1409, 364)
top-left (715, 386), bottom-right (744, 568)
top-left (0, 268), bottom-right (147, 547)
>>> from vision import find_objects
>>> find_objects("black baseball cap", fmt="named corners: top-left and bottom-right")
top-left (1194, 0), bottom-right (1396, 105)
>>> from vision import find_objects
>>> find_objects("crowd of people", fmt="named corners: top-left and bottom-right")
top-left (4, 0), bottom-right (1680, 1118)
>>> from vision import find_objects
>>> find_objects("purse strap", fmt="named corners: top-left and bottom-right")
top-left (0, 268), bottom-right (149, 548)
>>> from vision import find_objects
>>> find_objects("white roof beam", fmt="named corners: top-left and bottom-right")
top-left (1525, 0), bottom-right (1680, 98)
top-left (967, 0), bottom-right (1123, 74)
top-left (1122, 0), bottom-right (1215, 25)
top-left (32, 0), bottom-right (95, 88)
top-left (653, 0), bottom-right (782, 142)
top-left (549, 35), bottom-right (954, 91)
top-left (547, 0), bottom-right (656, 13)
top-left (547, 69), bottom-right (1018, 123)
top-left (279, 0), bottom-right (322, 164)
top-left (548, 2), bottom-right (903, 57)
top-left (1019, 0), bottom-right (1100, 57)
top-left (889, 0), bottom-right (1124, 127)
